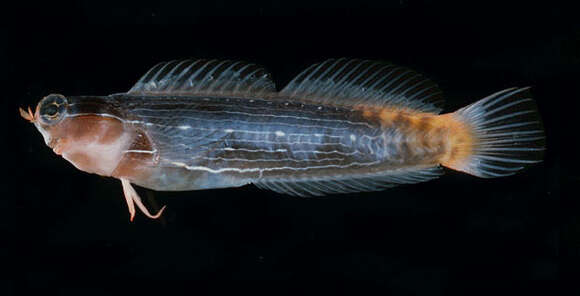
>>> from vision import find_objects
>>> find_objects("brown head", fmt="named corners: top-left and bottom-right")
top-left (20, 94), bottom-right (69, 149)
top-left (20, 94), bottom-right (133, 177)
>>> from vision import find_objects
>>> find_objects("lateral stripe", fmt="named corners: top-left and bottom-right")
top-left (133, 114), bottom-right (354, 132)
top-left (166, 160), bottom-right (382, 174)
top-left (128, 100), bottom-right (347, 116)
top-left (130, 108), bottom-right (376, 128)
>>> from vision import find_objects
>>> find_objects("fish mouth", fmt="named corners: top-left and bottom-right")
top-left (39, 131), bottom-right (63, 155)
top-left (19, 106), bottom-right (35, 122)
top-left (49, 138), bottom-right (64, 155)
top-left (32, 120), bottom-right (54, 148)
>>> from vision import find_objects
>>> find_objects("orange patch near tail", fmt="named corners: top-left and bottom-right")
top-left (359, 105), bottom-right (476, 169)
top-left (442, 88), bottom-right (544, 178)
top-left (435, 113), bottom-right (476, 173)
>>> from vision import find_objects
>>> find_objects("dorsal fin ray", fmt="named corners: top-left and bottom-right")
top-left (280, 59), bottom-right (444, 114)
top-left (128, 59), bottom-right (276, 97)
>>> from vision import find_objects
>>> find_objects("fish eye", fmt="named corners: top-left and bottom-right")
top-left (43, 104), bottom-right (59, 116)
top-left (38, 94), bottom-right (68, 125)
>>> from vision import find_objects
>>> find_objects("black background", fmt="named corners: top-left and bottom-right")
top-left (0, 0), bottom-right (574, 294)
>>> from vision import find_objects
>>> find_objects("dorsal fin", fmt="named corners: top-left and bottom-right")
top-left (128, 59), bottom-right (276, 97)
top-left (279, 59), bottom-right (444, 114)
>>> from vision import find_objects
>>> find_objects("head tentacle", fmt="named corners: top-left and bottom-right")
top-left (19, 106), bottom-right (35, 122)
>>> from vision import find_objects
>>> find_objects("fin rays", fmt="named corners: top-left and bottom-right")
top-left (128, 59), bottom-right (276, 97)
top-left (280, 59), bottom-right (444, 113)
top-left (254, 166), bottom-right (442, 197)
top-left (121, 178), bottom-right (166, 221)
top-left (128, 58), bottom-right (443, 113)
top-left (448, 87), bottom-right (545, 178)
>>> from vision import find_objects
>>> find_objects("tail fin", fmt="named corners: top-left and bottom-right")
top-left (443, 87), bottom-right (545, 177)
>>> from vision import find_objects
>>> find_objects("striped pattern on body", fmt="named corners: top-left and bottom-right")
top-left (84, 94), bottom-right (443, 182)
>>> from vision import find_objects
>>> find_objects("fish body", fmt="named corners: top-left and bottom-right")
top-left (21, 59), bottom-right (545, 220)
top-left (57, 94), bottom-right (448, 191)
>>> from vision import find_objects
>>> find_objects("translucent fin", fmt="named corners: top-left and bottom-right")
top-left (445, 87), bottom-right (545, 177)
top-left (128, 59), bottom-right (276, 97)
top-left (279, 58), bottom-right (444, 113)
top-left (253, 166), bottom-right (442, 197)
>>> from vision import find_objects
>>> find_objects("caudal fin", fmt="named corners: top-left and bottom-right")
top-left (444, 87), bottom-right (545, 177)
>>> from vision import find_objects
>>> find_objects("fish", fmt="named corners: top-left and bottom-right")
top-left (20, 59), bottom-right (545, 221)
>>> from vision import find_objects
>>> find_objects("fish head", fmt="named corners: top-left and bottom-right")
top-left (21, 94), bottom-right (133, 176)
top-left (20, 94), bottom-right (69, 150)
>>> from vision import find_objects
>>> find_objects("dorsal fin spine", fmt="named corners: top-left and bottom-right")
top-left (176, 60), bottom-right (202, 91)
top-left (206, 60), bottom-right (236, 91)
top-left (231, 64), bottom-right (254, 92)
top-left (128, 59), bottom-right (276, 96)
top-left (158, 61), bottom-right (182, 91)
top-left (235, 68), bottom-right (256, 92)
top-left (139, 62), bottom-right (163, 85)
top-left (242, 68), bottom-right (264, 90)
top-left (162, 60), bottom-right (189, 91)
top-left (178, 60), bottom-right (204, 91)
top-left (195, 60), bottom-right (227, 92)
top-left (130, 59), bottom-right (444, 113)
top-left (187, 59), bottom-right (215, 92)
top-left (167, 60), bottom-right (190, 91)
top-left (158, 60), bottom-right (181, 90)
top-left (152, 61), bottom-right (176, 87)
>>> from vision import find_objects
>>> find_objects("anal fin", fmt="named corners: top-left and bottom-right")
top-left (253, 166), bottom-right (442, 197)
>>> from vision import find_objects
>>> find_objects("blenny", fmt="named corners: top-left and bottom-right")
top-left (20, 59), bottom-right (545, 221)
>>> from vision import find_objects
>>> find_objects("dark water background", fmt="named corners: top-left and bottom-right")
top-left (1, 0), bottom-right (574, 294)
